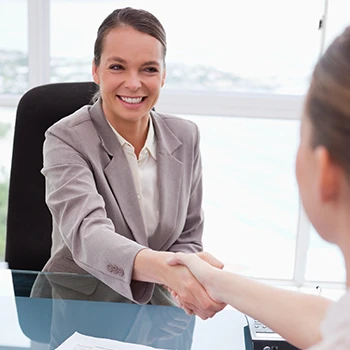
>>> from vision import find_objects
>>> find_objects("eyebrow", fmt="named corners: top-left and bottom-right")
top-left (141, 61), bottom-right (161, 67)
top-left (106, 57), bottom-right (161, 67)
top-left (106, 56), bottom-right (127, 64)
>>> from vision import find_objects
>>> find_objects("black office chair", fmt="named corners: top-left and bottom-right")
top-left (5, 81), bottom-right (98, 273)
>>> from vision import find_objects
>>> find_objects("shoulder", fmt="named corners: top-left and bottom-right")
top-left (47, 104), bottom-right (93, 134)
top-left (152, 111), bottom-right (200, 139)
top-left (308, 329), bottom-right (350, 350)
top-left (317, 291), bottom-right (350, 349)
top-left (154, 111), bottom-right (198, 128)
top-left (44, 104), bottom-right (100, 151)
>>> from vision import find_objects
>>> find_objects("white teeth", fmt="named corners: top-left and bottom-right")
top-left (120, 96), bottom-right (143, 104)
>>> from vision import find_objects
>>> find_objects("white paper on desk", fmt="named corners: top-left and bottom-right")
top-left (56, 331), bottom-right (174, 350)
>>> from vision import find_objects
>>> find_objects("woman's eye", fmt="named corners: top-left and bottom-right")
top-left (109, 65), bottom-right (123, 70)
top-left (145, 67), bottom-right (158, 73)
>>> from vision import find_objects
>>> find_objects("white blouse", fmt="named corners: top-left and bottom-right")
top-left (308, 290), bottom-right (350, 350)
top-left (107, 118), bottom-right (159, 238)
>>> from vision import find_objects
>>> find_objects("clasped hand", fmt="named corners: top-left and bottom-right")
top-left (163, 251), bottom-right (226, 320)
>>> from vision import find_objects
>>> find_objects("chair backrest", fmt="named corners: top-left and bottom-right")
top-left (5, 82), bottom-right (98, 271)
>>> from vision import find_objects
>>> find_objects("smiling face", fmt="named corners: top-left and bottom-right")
top-left (92, 25), bottom-right (166, 127)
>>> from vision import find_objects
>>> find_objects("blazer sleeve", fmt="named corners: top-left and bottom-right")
top-left (42, 123), bottom-right (154, 304)
top-left (168, 123), bottom-right (204, 254)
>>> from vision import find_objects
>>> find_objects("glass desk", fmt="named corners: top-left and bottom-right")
top-left (0, 270), bottom-right (248, 350)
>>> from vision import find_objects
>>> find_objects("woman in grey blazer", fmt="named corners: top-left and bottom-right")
top-left (40, 7), bottom-right (225, 320)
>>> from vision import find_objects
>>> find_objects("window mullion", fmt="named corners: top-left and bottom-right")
top-left (27, 0), bottom-right (50, 88)
top-left (293, 201), bottom-right (311, 287)
top-left (319, 0), bottom-right (329, 57)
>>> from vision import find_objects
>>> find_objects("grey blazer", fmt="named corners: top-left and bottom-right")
top-left (40, 99), bottom-right (204, 304)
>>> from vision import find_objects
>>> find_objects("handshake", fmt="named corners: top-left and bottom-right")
top-left (164, 251), bottom-right (227, 320)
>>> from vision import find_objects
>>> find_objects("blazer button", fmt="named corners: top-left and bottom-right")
top-left (107, 264), bottom-right (113, 273)
top-left (117, 268), bottom-right (124, 277)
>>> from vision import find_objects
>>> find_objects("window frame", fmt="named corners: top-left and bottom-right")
top-left (0, 0), bottom-right (344, 291)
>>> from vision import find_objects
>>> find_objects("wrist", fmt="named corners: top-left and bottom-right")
top-left (208, 268), bottom-right (229, 303)
top-left (133, 249), bottom-right (175, 284)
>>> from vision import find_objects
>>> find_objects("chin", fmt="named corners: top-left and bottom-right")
top-left (116, 108), bottom-right (145, 120)
top-left (314, 224), bottom-right (337, 245)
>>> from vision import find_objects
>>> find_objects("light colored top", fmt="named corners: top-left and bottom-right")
top-left (107, 118), bottom-right (159, 238)
top-left (308, 290), bottom-right (350, 350)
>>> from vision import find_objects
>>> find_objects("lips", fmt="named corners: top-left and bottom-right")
top-left (118, 95), bottom-right (146, 104)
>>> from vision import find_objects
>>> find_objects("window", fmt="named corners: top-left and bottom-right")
top-left (323, 0), bottom-right (350, 52)
top-left (302, 0), bottom-right (350, 286)
top-left (0, 107), bottom-right (16, 261)
top-left (50, 0), bottom-right (323, 94)
top-left (50, 0), bottom-right (122, 84)
top-left (185, 115), bottom-right (300, 279)
top-left (306, 226), bottom-right (346, 283)
top-left (0, 0), bottom-right (27, 260)
top-left (0, 0), bottom-right (347, 290)
top-left (0, 0), bottom-right (28, 95)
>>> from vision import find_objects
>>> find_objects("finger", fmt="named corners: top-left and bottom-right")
top-left (175, 295), bottom-right (196, 316)
top-left (179, 290), bottom-right (212, 319)
top-left (162, 285), bottom-right (173, 293)
top-left (196, 251), bottom-right (224, 269)
top-left (186, 280), bottom-right (225, 318)
top-left (173, 294), bottom-right (182, 308)
top-left (171, 290), bottom-right (178, 300)
top-left (168, 262), bottom-right (221, 317)
top-left (167, 253), bottom-right (203, 272)
top-left (166, 252), bottom-right (187, 266)
top-left (174, 294), bottom-right (197, 317)
top-left (175, 294), bottom-right (192, 312)
top-left (190, 308), bottom-right (208, 320)
top-left (183, 306), bottom-right (194, 316)
top-left (177, 298), bottom-right (194, 315)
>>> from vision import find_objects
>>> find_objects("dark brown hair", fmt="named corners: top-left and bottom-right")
top-left (94, 7), bottom-right (167, 66)
top-left (306, 26), bottom-right (350, 174)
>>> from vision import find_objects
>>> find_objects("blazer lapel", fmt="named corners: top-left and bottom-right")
top-left (89, 101), bottom-right (148, 246)
top-left (104, 154), bottom-right (148, 246)
top-left (150, 112), bottom-right (184, 250)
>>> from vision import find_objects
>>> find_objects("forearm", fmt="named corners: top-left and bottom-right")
top-left (215, 271), bottom-right (332, 349)
top-left (133, 249), bottom-right (174, 285)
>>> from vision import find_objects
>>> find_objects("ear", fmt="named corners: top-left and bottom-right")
top-left (92, 60), bottom-right (100, 85)
top-left (315, 146), bottom-right (342, 202)
top-left (161, 67), bottom-right (166, 87)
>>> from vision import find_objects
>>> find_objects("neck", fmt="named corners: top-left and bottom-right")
top-left (109, 116), bottom-right (150, 158)
top-left (322, 192), bottom-right (350, 289)
top-left (333, 224), bottom-right (350, 289)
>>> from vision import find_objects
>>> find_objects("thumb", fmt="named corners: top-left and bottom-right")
top-left (196, 251), bottom-right (224, 269)
top-left (166, 252), bottom-right (187, 266)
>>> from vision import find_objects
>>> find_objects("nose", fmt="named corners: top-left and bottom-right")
top-left (124, 72), bottom-right (142, 91)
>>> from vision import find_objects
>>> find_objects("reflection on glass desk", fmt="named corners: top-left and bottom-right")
top-left (0, 270), bottom-right (248, 350)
